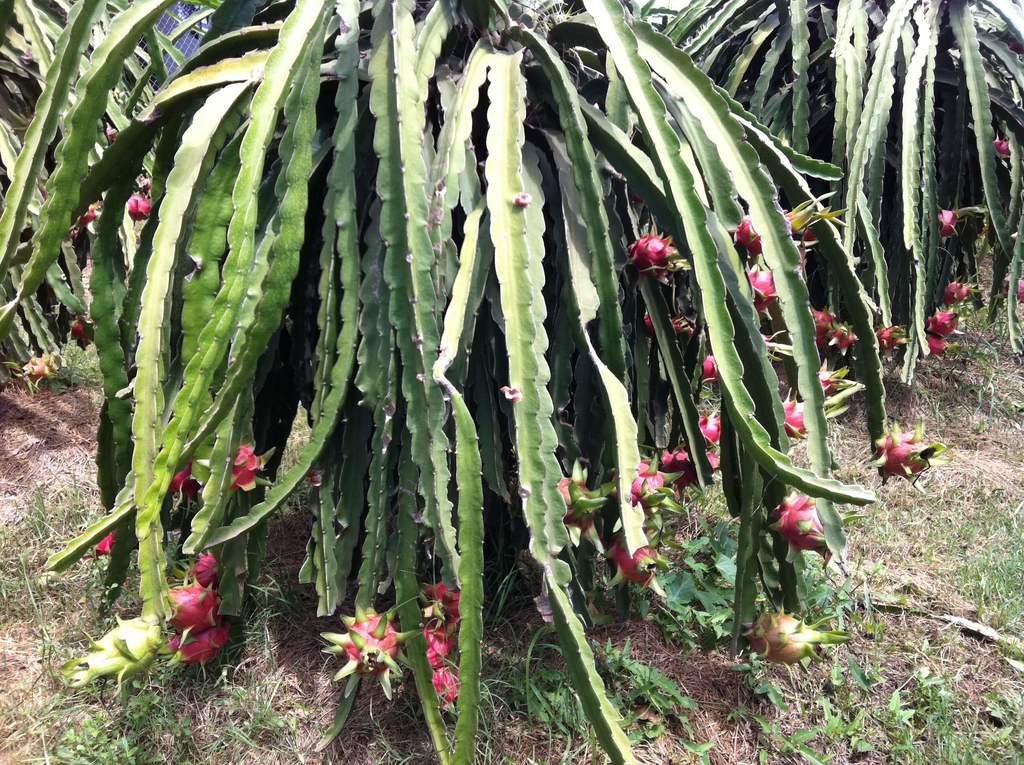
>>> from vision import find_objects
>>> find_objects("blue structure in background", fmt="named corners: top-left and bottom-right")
top-left (154, 3), bottom-right (208, 73)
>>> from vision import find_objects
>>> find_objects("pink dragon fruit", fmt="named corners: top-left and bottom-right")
top-left (701, 354), bottom-right (718, 384)
top-left (432, 666), bottom-right (460, 706)
top-left (322, 609), bottom-right (409, 698)
top-left (630, 461), bottom-right (667, 509)
top-left (1018, 277), bottom-right (1024, 303)
top-left (830, 323), bottom-right (857, 351)
top-left (95, 532), bottom-right (115, 557)
top-left (169, 621), bottom-right (231, 665)
top-left (744, 613), bottom-right (849, 665)
top-left (608, 537), bottom-right (665, 590)
top-left (735, 215), bottom-right (762, 256)
top-left (70, 317), bottom-right (91, 344)
top-left (926, 334), bottom-right (948, 356)
top-left (926, 310), bottom-right (958, 337)
top-left (422, 582), bottom-right (461, 627)
top-left (995, 138), bottom-right (1011, 158)
top-left (628, 233), bottom-right (677, 277)
top-left (772, 494), bottom-right (827, 556)
top-left (169, 461), bottom-right (201, 498)
top-left (559, 471), bottom-right (608, 538)
top-left (77, 202), bottom-right (101, 229)
top-left (169, 583), bottom-right (220, 631)
top-left (423, 625), bottom-right (453, 669)
top-left (876, 325), bottom-right (906, 353)
top-left (105, 125), bottom-right (118, 143)
top-left (871, 424), bottom-right (949, 479)
top-left (661, 448), bottom-right (697, 489)
top-left (230, 444), bottom-right (264, 491)
top-left (193, 553), bottom-right (218, 588)
top-left (812, 309), bottom-right (836, 349)
top-left (943, 281), bottom-right (971, 306)
top-left (127, 194), bottom-right (151, 221)
top-left (938, 209), bottom-right (958, 238)
top-left (643, 313), bottom-right (692, 338)
top-left (699, 414), bottom-right (721, 444)
top-left (748, 267), bottom-right (778, 312)
top-left (782, 399), bottom-right (806, 438)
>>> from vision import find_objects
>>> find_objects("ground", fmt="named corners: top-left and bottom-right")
top-left (1, 314), bottom-right (1023, 765)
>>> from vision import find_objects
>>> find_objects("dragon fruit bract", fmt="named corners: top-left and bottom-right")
top-left (744, 613), bottom-right (849, 665)
top-left (812, 309), bottom-right (836, 349)
top-left (230, 444), bottom-right (264, 492)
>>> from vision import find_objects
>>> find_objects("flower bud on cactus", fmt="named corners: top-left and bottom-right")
top-left (926, 310), bottom-right (958, 338)
top-left (782, 398), bottom-right (806, 438)
top-left (169, 583), bottom-right (220, 631)
top-left (230, 444), bottom-right (266, 492)
top-left (943, 281), bottom-right (971, 306)
top-left (744, 613), bottom-right (849, 665)
top-left (62, 617), bottom-right (163, 686)
top-left (871, 424), bottom-right (949, 479)
top-left (169, 621), bottom-right (231, 664)
top-left (127, 193), bottom-right (151, 221)
top-left (938, 209), bottom-right (957, 238)
top-left (322, 609), bottom-right (409, 699)
top-left (628, 233), bottom-right (677, 278)
top-left (193, 553), bottom-right (219, 589)
top-left (772, 494), bottom-right (827, 556)
top-left (735, 215), bottom-right (762, 255)
top-left (748, 267), bottom-right (778, 312)
top-left (95, 532), bottom-right (115, 557)
top-left (995, 138), bottom-right (1011, 158)
top-left (608, 537), bottom-right (666, 593)
top-left (169, 461), bottom-right (201, 498)
top-left (876, 325), bottom-right (906, 353)
top-left (702, 354), bottom-right (718, 384)
top-left (699, 413), bottom-right (721, 444)
top-left (432, 666), bottom-right (460, 706)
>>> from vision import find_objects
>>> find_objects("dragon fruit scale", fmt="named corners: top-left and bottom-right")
top-left (744, 612), bottom-right (849, 665)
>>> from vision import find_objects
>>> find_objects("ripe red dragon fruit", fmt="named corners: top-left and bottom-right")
top-left (559, 469), bottom-right (608, 540)
top-left (772, 494), bottom-right (827, 556)
top-left (701, 354), bottom-right (718, 384)
top-left (782, 399), bottom-right (806, 438)
top-left (748, 267), bottom-right (778, 312)
top-left (926, 310), bottom-right (958, 337)
top-left (169, 621), bottom-right (231, 665)
top-left (938, 209), bottom-right (957, 238)
top-left (943, 281), bottom-right (971, 306)
top-left (628, 233), bottom-right (677, 277)
top-left (699, 414), bottom-right (721, 444)
top-left (871, 424), bottom-right (949, 479)
top-left (608, 537), bottom-right (666, 591)
top-left (169, 583), bottom-right (220, 631)
top-left (422, 582), bottom-right (461, 627)
top-left (994, 138), bottom-right (1011, 158)
top-left (70, 316), bottom-right (91, 344)
top-left (423, 625), bottom-right (453, 669)
top-left (661, 448), bottom-right (697, 490)
top-left (193, 553), bottom-right (218, 589)
top-left (643, 313), bottom-right (692, 339)
top-left (307, 468), bottom-right (323, 487)
top-left (812, 309), bottom-right (836, 349)
top-left (169, 461), bottom-right (201, 498)
top-left (744, 613), bottom-right (849, 665)
top-left (830, 323), bottom-right (857, 350)
top-left (1011, 40), bottom-right (1024, 54)
top-left (230, 444), bottom-right (265, 492)
top-left (95, 532), bottom-right (115, 557)
top-left (432, 666), bottom-right (460, 706)
top-left (127, 194), bottom-right (151, 222)
top-left (876, 325), bottom-right (906, 352)
top-left (926, 334), bottom-right (949, 356)
top-left (322, 609), bottom-right (409, 699)
top-left (630, 461), bottom-right (667, 509)
top-left (1017, 277), bottom-right (1024, 303)
top-left (77, 202), bottom-right (101, 229)
top-left (735, 215), bottom-right (762, 255)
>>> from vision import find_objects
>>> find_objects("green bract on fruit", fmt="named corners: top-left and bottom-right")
top-left (322, 610), bottom-right (409, 699)
top-left (62, 618), bottom-right (163, 687)
top-left (744, 613), bottom-right (850, 665)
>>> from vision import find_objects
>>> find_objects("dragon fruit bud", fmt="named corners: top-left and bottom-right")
top-left (699, 414), bottom-right (721, 444)
top-left (876, 325), bottom-right (906, 352)
top-left (830, 323), bottom-right (857, 350)
top-left (995, 138), bottom-right (1011, 158)
top-left (702, 354), bottom-right (718, 384)
top-left (193, 553), bottom-right (218, 588)
top-left (62, 617), bottom-right (163, 686)
top-left (323, 609), bottom-right (408, 699)
top-left (127, 193), bottom-right (151, 221)
top-left (169, 461), bottom-right (201, 498)
top-left (735, 215), bottom-right (762, 255)
top-left (170, 621), bottom-right (231, 664)
top-left (95, 532), bottom-right (115, 557)
top-left (938, 209), bottom-right (958, 238)
top-left (744, 612), bottom-right (849, 665)
top-left (230, 444), bottom-right (265, 492)
top-left (772, 494), bottom-right (827, 555)
top-left (169, 583), bottom-right (220, 631)
top-left (748, 267), bottom-right (778, 312)
top-left (782, 399), bottom-right (806, 438)
top-left (432, 666), bottom-right (460, 706)
top-left (423, 625), bottom-right (453, 669)
top-left (926, 310), bottom-right (958, 338)
top-left (608, 537), bottom-right (665, 589)
top-left (872, 424), bottom-right (949, 479)
top-left (23, 354), bottom-right (57, 381)
top-left (812, 309), bottom-right (835, 349)
top-left (943, 281), bottom-right (971, 306)
top-left (628, 233), bottom-right (676, 277)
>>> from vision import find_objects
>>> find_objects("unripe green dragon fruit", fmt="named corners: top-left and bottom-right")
top-left (744, 612), bottom-right (849, 665)
top-left (62, 617), bottom-right (163, 687)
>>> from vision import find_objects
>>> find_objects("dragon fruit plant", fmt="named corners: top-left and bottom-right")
top-left (26, 0), bottom-right (889, 758)
top-left (744, 613), bottom-right (850, 665)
